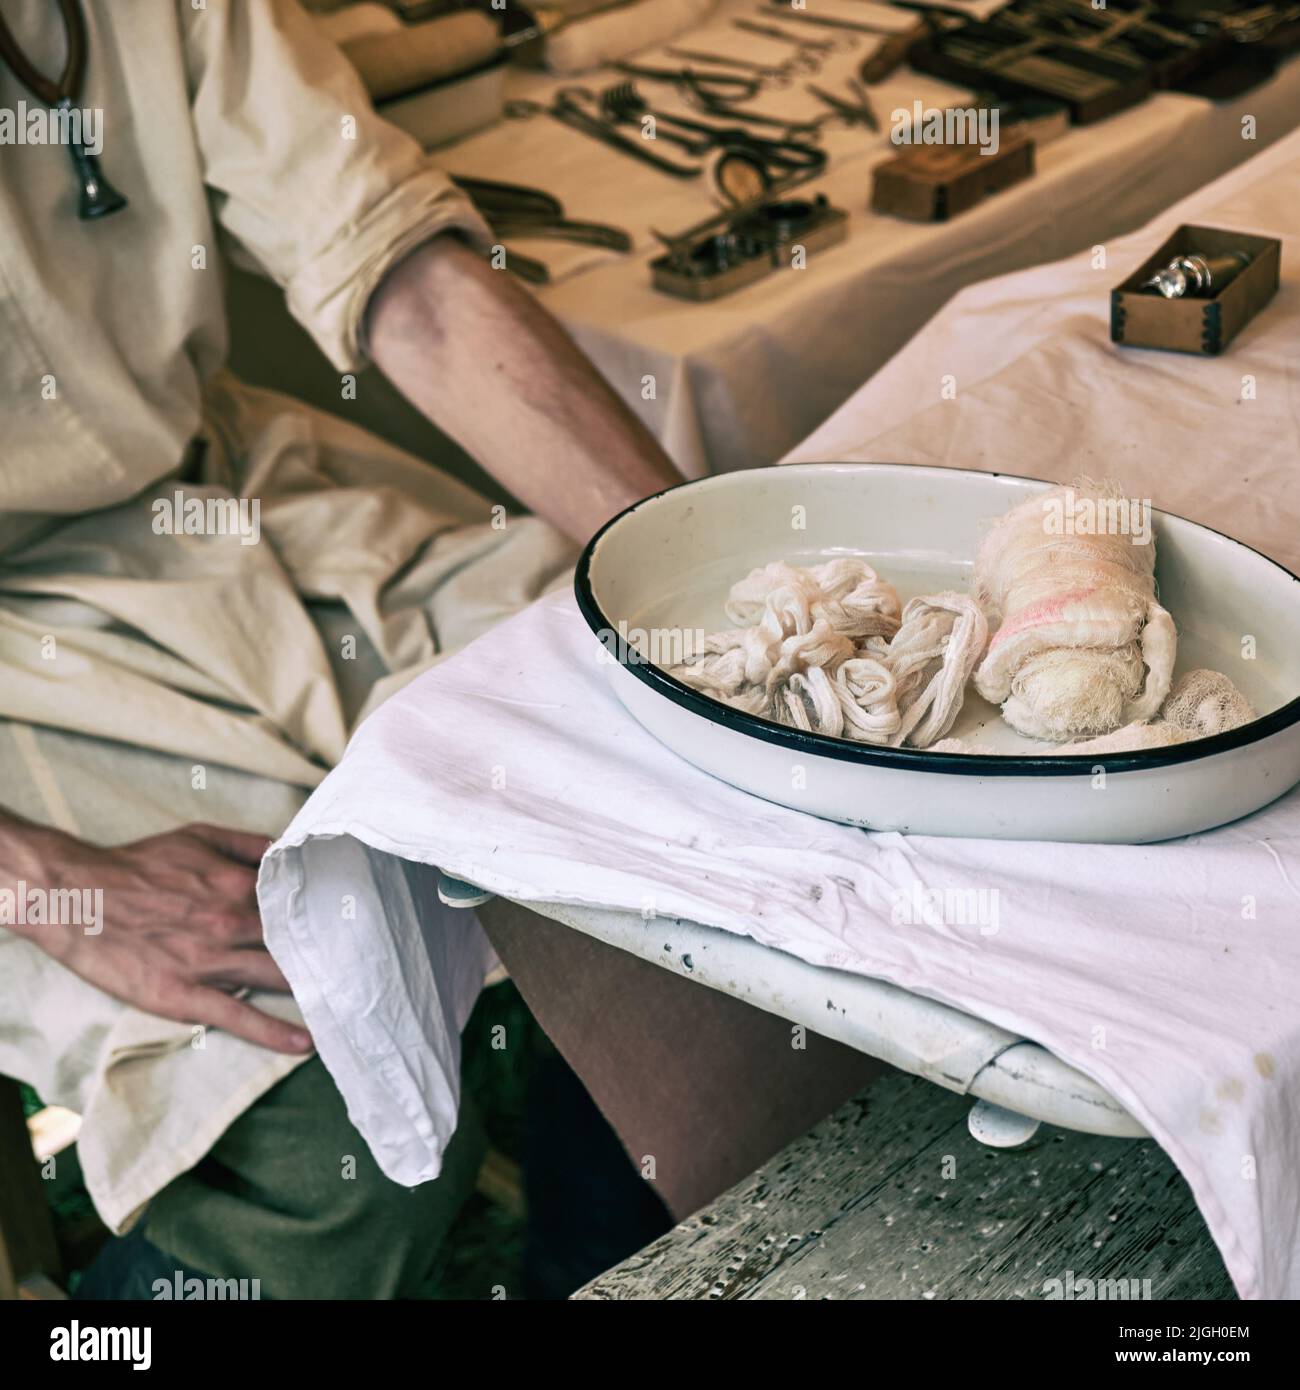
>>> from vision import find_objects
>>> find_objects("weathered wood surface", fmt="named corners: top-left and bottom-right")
top-left (574, 1071), bottom-right (1234, 1300)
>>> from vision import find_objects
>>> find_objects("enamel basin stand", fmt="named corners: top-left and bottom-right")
top-left (436, 872), bottom-right (1144, 1149)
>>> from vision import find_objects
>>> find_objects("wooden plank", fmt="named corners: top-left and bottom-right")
top-left (574, 1072), bottom-right (1234, 1301)
top-left (0, 1075), bottom-right (63, 1300)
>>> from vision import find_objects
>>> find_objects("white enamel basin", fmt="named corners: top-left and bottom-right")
top-left (574, 464), bottom-right (1300, 843)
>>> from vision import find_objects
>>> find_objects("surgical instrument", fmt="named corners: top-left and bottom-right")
top-left (504, 89), bottom-right (701, 177)
top-left (488, 217), bottom-right (632, 251)
top-left (0, 0), bottom-right (127, 219)
top-left (806, 78), bottom-right (880, 132)
top-left (612, 59), bottom-right (762, 105)
top-left (859, 17), bottom-right (931, 84)
top-left (599, 81), bottom-right (714, 153)
top-left (733, 16), bottom-right (853, 59)
top-left (450, 176), bottom-right (563, 221)
top-left (599, 82), bottom-right (827, 181)
top-left (665, 46), bottom-right (796, 86)
top-left (761, 5), bottom-right (899, 37)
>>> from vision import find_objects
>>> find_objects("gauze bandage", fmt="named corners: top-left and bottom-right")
top-left (1062, 669), bottom-right (1257, 751)
top-left (1163, 667), bottom-right (1257, 739)
top-left (885, 593), bottom-right (988, 748)
top-left (932, 669), bottom-right (1257, 756)
top-left (660, 489), bottom-right (1257, 759)
top-left (668, 559), bottom-right (901, 743)
top-left (667, 562), bottom-right (985, 749)
top-left (972, 485), bottom-right (1177, 740)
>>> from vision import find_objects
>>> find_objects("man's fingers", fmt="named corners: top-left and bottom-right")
top-left (182, 985), bottom-right (313, 1055)
top-left (202, 950), bottom-right (293, 995)
top-left (187, 823), bottom-right (273, 866)
top-left (204, 905), bottom-right (267, 947)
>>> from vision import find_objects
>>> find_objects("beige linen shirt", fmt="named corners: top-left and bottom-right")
top-left (0, 0), bottom-right (489, 523)
top-left (0, 0), bottom-right (574, 1230)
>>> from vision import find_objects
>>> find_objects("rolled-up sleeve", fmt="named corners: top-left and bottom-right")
top-left (181, 0), bottom-right (493, 371)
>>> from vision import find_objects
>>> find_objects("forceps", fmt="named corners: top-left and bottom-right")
top-left (612, 59), bottom-right (763, 106)
top-left (687, 88), bottom-right (821, 134)
top-left (504, 87), bottom-right (700, 177)
top-left (733, 16), bottom-right (854, 60)
top-left (665, 46), bottom-right (798, 87)
top-left (612, 60), bottom-right (809, 132)
top-left (807, 78), bottom-right (880, 133)
top-left (599, 83), bottom-right (826, 180)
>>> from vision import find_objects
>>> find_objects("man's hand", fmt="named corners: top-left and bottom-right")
top-left (1, 816), bottom-right (313, 1055)
top-left (366, 234), bottom-right (682, 546)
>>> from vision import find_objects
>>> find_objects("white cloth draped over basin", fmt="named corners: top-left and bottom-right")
top-left (259, 591), bottom-right (1300, 1300)
top-left (259, 128), bottom-right (1300, 1306)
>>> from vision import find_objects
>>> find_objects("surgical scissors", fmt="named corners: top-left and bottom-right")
top-left (610, 59), bottom-right (813, 133)
top-left (599, 82), bottom-right (826, 181)
top-left (733, 16), bottom-right (854, 60)
top-left (612, 59), bottom-right (762, 106)
top-left (664, 46), bottom-right (798, 87)
top-left (687, 88), bottom-right (821, 134)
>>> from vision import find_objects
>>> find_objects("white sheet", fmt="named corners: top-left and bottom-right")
top-left (260, 588), bottom-right (1300, 1300)
top-left (784, 125), bottom-right (1300, 585)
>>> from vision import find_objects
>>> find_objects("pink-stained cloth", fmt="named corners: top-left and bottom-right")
top-left (260, 589), bottom-right (1300, 1299)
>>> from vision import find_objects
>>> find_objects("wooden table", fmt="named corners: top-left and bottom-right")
top-left (573, 1071), bottom-right (1234, 1301)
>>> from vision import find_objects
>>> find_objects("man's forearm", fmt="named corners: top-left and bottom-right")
top-left (0, 810), bottom-right (68, 942)
top-left (366, 235), bottom-right (682, 545)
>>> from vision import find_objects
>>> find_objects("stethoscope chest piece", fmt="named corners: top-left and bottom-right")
top-left (0, 1), bottom-right (128, 221)
top-left (60, 98), bottom-right (127, 219)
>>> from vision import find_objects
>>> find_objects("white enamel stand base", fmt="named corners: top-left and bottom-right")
top-left (434, 872), bottom-right (1143, 1143)
top-left (967, 1098), bottom-right (1043, 1148)
top-left (436, 872), bottom-right (495, 909)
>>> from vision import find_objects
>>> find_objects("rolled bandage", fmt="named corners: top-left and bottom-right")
top-left (972, 485), bottom-right (1177, 741)
top-left (1051, 669), bottom-right (1257, 754)
top-left (341, 12), bottom-right (500, 101)
top-left (543, 0), bottom-right (719, 74)
top-left (934, 668), bottom-right (1257, 756)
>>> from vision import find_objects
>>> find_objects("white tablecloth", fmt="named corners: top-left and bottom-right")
top-left (785, 121), bottom-right (1300, 576)
top-left (434, 0), bottom-right (1300, 475)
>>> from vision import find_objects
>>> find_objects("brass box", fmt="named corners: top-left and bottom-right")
top-left (870, 138), bottom-right (1035, 222)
